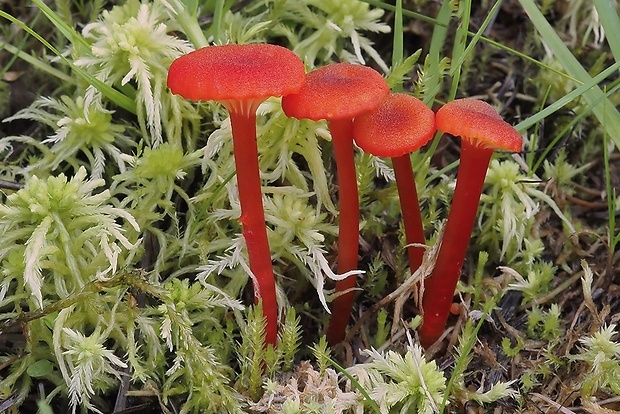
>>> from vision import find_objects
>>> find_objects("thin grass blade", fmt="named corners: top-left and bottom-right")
top-left (593, 0), bottom-right (620, 61)
top-left (519, 0), bottom-right (620, 149)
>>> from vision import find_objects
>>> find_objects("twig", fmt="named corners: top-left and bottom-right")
top-left (0, 273), bottom-right (128, 335)
top-left (344, 246), bottom-right (433, 342)
top-left (531, 392), bottom-right (577, 414)
top-left (0, 179), bottom-right (24, 190)
top-left (564, 193), bottom-right (608, 210)
top-left (0, 393), bottom-right (18, 412)
top-left (345, 227), bottom-right (444, 343)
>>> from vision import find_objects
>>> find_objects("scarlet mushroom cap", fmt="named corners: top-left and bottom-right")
top-left (282, 62), bottom-right (389, 121)
top-left (353, 93), bottom-right (435, 275)
top-left (167, 43), bottom-right (306, 107)
top-left (435, 98), bottom-right (522, 152)
top-left (353, 93), bottom-right (436, 157)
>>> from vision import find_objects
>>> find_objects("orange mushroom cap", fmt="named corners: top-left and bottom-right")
top-left (282, 63), bottom-right (389, 121)
top-left (167, 44), bottom-right (306, 103)
top-left (436, 98), bottom-right (522, 152)
top-left (353, 93), bottom-right (436, 158)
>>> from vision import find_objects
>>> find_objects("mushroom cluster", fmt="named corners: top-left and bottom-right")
top-left (167, 44), bottom-right (522, 350)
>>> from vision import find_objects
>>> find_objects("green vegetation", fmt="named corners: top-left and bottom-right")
top-left (0, 0), bottom-right (618, 412)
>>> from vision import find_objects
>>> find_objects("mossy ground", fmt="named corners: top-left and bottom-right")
top-left (0, 0), bottom-right (619, 412)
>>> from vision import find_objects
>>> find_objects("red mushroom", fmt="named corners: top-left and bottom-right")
top-left (353, 93), bottom-right (436, 273)
top-left (418, 98), bottom-right (522, 349)
top-left (282, 63), bottom-right (389, 345)
top-left (167, 44), bottom-right (306, 346)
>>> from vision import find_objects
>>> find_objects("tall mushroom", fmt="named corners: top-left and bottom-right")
top-left (282, 63), bottom-right (389, 345)
top-left (353, 93), bottom-right (436, 273)
top-left (418, 98), bottom-right (522, 349)
top-left (167, 44), bottom-right (305, 346)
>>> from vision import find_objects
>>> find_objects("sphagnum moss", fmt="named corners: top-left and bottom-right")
top-left (0, 0), bottom-right (617, 412)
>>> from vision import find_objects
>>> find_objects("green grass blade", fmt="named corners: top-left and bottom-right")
top-left (392, 0), bottom-right (403, 66)
top-left (31, 0), bottom-right (90, 50)
top-left (0, 40), bottom-right (75, 84)
top-left (525, 86), bottom-right (551, 172)
top-left (362, 0), bottom-right (444, 27)
top-left (212, 0), bottom-right (225, 44)
top-left (514, 60), bottom-right (620, 133)
top-left (448, 0), bottom-right (471, 98)
top-left (602, 110), bottom-right (618, 252)
top-left (166, 0), bottom-right (208, 48)
top-left (364, 0), bottom-right (576, 83)
top-left (450, 0), bottom-right (503, 76)
top-left (531, 79), bottom-right (619, 172)
top-left (519, 0), bottom-right (620, 150)
top-left (324, 355), bottom-right (382, 414)
top-left (418, 0), bottom-right (453, 166)
top-left (593, 0), bottom-right (620, 61)
top-left (425, 0), bottom-right (452, 106)
top-left (391, 0), bottom-right (404, 93)
top-left (440, 298), bottom-right (497, 413)
top-left (0, 11), bottom-right (137, 114)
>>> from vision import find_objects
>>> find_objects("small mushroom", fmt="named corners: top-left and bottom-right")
top-left (418, 98), bottom-right (522, 349)
top-left (282, 63), bottom-right (389, 345)
top-left (353, 93), bottom-right (436, 273)
top-left (167, 44), bottom-right (306, 346)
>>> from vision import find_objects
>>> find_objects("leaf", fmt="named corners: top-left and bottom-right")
top-left (27, 359), bottom-right (54, 378)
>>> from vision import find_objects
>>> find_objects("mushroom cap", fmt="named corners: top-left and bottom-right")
top-left (353, 93), bottom-right (436, 158)
top-left (282, 63), bottom-right (389, 121)
top-left (436, 98), bottom-right (522, 152)
top-left (167, 44), bottom-right (306, 102)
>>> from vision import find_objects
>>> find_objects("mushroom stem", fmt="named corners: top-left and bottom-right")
top-left (419, 141), bottom-right (493, 348)
top-left (326, 118), bottom-right (360, 345)
top-left (392, 154), bottom-right (425, 272)
top-left (227, 102), bottom-right (278, 347)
